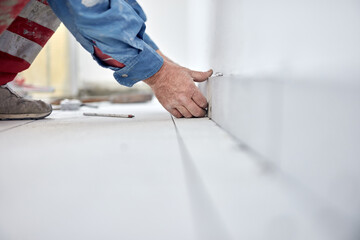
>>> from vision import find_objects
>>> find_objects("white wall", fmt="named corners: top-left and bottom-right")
top-left (141, 0), bottom-right (212, 71)
top-left (200, 0), bottom-right (360, 239)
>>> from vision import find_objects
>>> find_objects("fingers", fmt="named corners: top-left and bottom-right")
top-left (146, 61), bottom-right (210, 118)
top-left (191, 69), bottom-right (213, 82)
top-left (169, 108), bottom-right (183, 118)
top-left (192, 88), bottom-right (208, 109)
top-left (169, 88), bottom-right (208, 118)
top-left (176, 106), bottom-right (193, 118)
top-left (184, 100), bottom-right (207, 117)
top-left (172, 102), bottom-right (206, 118)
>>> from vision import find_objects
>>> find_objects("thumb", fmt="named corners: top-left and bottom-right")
top-left (191, 69), bottom-right (213, 82)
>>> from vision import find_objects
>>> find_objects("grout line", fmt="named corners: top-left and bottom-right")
top-left (0, 120), bottom-right (36, 133)
top-left (171, 116), bottom-right (232, 240)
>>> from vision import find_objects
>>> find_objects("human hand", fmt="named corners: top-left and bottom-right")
top-left (143, 55), bottom-right (213, 118)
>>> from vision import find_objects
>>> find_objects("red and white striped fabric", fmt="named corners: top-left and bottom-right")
top-left (0, 0), bottom-right (61, 85)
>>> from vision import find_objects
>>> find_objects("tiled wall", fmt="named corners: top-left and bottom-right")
top-left (200, 0), bottom-right (360, 239)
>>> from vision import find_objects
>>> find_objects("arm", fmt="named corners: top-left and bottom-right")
top-left (47, 0), bottom-right (163, 87)
top-left (48, 0), bottom-right (212, 118)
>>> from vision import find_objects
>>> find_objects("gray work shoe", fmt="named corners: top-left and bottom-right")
top-left (0, 84), bottom-right (52, 120)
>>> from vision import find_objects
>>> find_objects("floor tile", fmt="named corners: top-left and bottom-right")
top-left (0, 120), bottom-right (34, 132)
top-left (0, 101), bottom-right (197, 240)
top-left (173, 117), bottom-right (349, 240)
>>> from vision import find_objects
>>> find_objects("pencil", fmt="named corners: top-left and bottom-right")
top-left (83, 113), bottom-right (135, 118)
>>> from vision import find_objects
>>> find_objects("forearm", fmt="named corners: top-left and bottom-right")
top-left (47, 0), bottom-right (163, 87)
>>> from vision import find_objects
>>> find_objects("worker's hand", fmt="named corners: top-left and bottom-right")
top-left (144, 56), bottom-right (213, 118)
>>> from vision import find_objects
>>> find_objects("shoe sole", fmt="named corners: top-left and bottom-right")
top-left (0, 111), bottom-right (52, 120)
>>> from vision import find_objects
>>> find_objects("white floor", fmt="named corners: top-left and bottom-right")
top-left (0, 100), bottom-right (355, 240)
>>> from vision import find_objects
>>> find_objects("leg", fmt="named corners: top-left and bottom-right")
top-left (0, 0), bottom-right (61, 85)
top-left (0, 0), bottom-right (61, 120)
top-left (0, 0), bottom-right (30, 34)
top-left (0, 0), bottom-right (30, 84)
